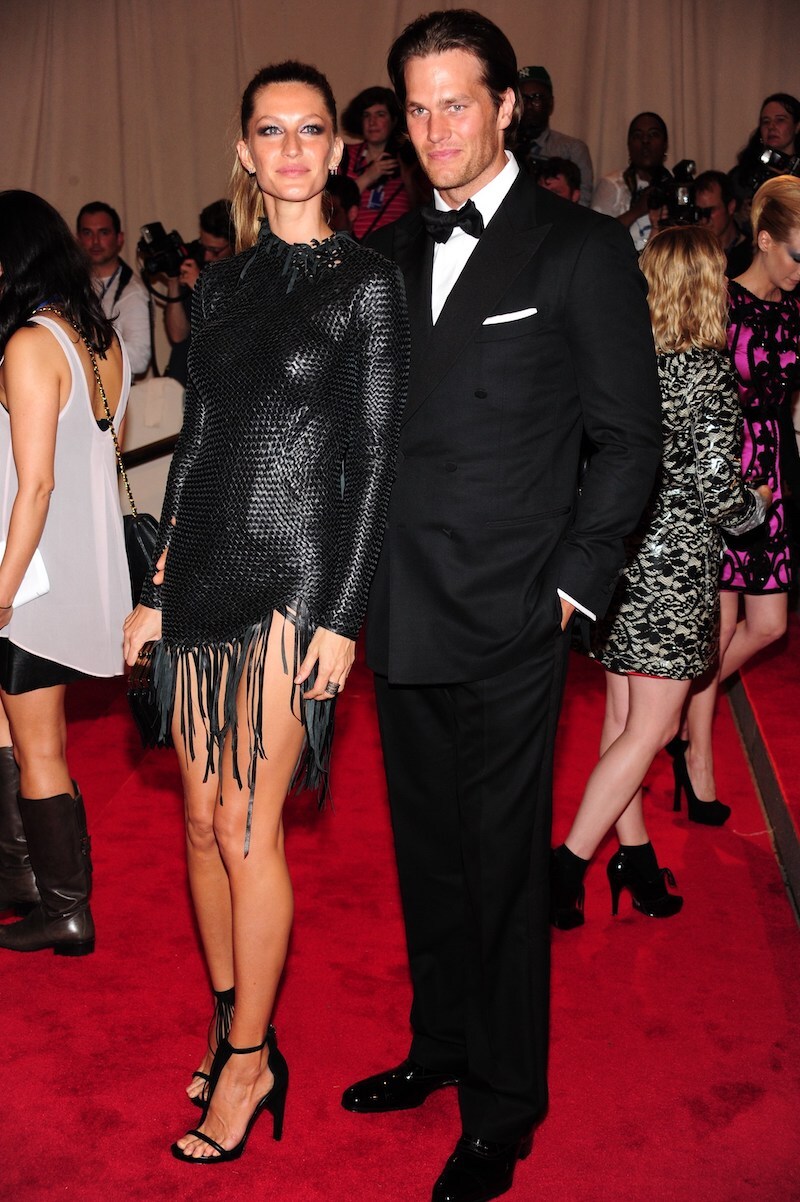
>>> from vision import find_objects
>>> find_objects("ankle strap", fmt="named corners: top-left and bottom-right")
top-left (226, 1037), bottom-right (268, 1055)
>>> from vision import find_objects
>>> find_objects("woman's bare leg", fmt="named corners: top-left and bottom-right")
top-left (564, 673), bottom-right (691, 861)
top-left (176, 614), bottom-right (307, 1158)
top-left (1, 684), bottom-right (71, 799)
top-left (685, 591), bottom-right (787, 800)
top-left (173, 672), bottom-right (236, 1100)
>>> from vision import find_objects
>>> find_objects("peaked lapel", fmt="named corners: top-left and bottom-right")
top-left (402, 172), bottom-right (552, 425)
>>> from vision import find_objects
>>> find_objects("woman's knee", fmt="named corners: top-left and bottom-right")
top-left (185, 801), bottom-right (219, 854)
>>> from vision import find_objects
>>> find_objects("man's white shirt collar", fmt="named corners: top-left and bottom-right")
top-left (433, 151), bottom-right (520, 231)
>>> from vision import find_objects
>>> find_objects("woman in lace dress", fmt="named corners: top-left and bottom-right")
top-left (674, 176), bottom-right (800, 825)
top-left (124, 62), bottom-right (409, 1162)
top-left (551, 226), bottom-right (769, 929)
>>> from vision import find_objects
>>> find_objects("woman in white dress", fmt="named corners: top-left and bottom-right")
top-left (0, 190), bottom-right (131, 956)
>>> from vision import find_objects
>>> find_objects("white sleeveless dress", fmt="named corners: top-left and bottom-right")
top-left (0, 315), bottom-right (132, 675)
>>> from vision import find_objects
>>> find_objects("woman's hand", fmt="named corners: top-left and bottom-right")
top-left (756, 483), bottom-right (773, 508)
top-left (294, 627), bottom-right (355, 701)
top-left (123, 604), bottom-right (162, 667)
top-left (358, 154), bottom-right (398, 190)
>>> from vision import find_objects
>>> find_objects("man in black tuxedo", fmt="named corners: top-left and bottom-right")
top-left (342, 11), bottom-right (662, 1201)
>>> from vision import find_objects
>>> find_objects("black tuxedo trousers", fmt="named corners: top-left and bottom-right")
top-left (375, 628), bottom-right (570, 1140)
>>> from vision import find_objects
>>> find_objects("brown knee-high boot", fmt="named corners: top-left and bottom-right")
top-left (0, 746), bottom-right (40, 912)
top-left (0, 786), bottom-right (94, 955)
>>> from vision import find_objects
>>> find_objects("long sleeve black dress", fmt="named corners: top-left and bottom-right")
top-left (141, 226), bottom-right (409, 836)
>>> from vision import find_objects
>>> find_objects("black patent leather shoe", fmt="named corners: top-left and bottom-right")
top-left (432, 1132), bottom-right (533, 1202)
top-left (341, 1057), bottom-right (459, 1112)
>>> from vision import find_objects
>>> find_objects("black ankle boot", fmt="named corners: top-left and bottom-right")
top-left (607, 844), bottom-right (683, 919)
top-left (0, 786), bottom-right (94, 955)
top-left (0, 747), bottom-right (40, 913)
top-left (550, 844), bottom-right (589, 929)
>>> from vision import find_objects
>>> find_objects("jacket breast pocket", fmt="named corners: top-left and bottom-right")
top-left (476, 313), bottom-right (540, 342)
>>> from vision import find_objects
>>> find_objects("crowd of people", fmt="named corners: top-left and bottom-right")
top-left (1, 8), bottom-right (798, 1201)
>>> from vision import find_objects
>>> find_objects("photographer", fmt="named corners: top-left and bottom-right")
top-left (339, 87), bottom-right (421, 240)
top-left (163, 200), bottom-right (233, 386)
top-left (76, 201), bottom-right (151, 375)
top-left (592, 112), bottom-right (672, 245)
top-left (695, 170), bottom-right (752, 278)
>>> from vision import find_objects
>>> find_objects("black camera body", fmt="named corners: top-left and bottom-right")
top-left (758, 147), bottom-right (800, 180)
top-left (650, 160), bottom-right (703, 227)
top-left (137, 222), bottom-right (204, 277)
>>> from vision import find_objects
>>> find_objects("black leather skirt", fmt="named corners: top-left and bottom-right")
top-left (0, 639), bottom-right (88, 694)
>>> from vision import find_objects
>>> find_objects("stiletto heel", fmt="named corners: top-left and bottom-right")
top-left (609, 876), bottom-right (623, 917)
top-left (671, 744), bottom-right (730, 826)
top-left (607, 847), bottom-right (683, 919)
top-left (172, 1024), bottom-right (289, 1162)
top-left (189, 986), bottom-right (235, 1109)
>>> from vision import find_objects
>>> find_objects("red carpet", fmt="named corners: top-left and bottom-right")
top-left (3, 647), bottom-right (800, 1201)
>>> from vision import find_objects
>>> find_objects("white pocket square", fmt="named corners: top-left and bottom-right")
top-left (482, 307), bottom-right (538, 325)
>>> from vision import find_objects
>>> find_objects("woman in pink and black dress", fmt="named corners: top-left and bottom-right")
top-left (675, 176), bottom-right (800, 823)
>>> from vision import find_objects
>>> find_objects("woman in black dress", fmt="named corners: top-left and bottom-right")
top-left (124, 61), bottom-right (409, 1162)
top-left (550, 227), bottom-right (769, 928)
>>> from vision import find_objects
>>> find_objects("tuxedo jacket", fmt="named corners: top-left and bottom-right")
top-left (366, 171), bottom-right (662, 684)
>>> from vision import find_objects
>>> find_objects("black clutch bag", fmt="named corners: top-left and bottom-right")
top-left (127, 641), bottom-right (171, 748)
top-left (123, 513), bottom-right (160, 603)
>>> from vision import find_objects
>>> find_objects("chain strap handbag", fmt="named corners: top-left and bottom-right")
top-left (37, 308), bottom-right (168, 747)
top-left (38, 306), bottom-right (160, 602)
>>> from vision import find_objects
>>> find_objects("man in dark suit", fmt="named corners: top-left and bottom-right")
top-left (342, 12), bottom-right (662, 1201)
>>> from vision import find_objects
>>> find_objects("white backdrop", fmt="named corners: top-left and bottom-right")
top-left (2, 0), bottom-right (798, 268)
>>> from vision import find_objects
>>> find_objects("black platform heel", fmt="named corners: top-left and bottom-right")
top-left (607, 847), bottom-right (683, 918)
top-left (671, 744), bottom-right (731, 826)
top-left (172, 1025), bottom-right (288, 1163)
top-left (189, 986), bottom-right (235, 1109)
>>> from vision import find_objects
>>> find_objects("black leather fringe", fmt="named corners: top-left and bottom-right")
top-left (150, 602), bottom-right (334, 855)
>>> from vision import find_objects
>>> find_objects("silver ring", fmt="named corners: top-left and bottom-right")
top-left (324, 681), bottom-right (340, 696)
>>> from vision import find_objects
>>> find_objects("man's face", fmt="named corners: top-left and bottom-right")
top-left (696, 183), bottom-right (735, 242)
top-left (199, 230), bottom-right (232, 263)
top-left (404, 49), bottom-right (514, 204)
top-left (77, 212), bottom-right (123, 272)
top-left (519, 81), bottom-right (553, 138)
top-left (627, 115), bottom-right (667, 174)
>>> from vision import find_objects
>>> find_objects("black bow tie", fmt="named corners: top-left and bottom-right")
top-left (421, 198), bottom-right (485, 243)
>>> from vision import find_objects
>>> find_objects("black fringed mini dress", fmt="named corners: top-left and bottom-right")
top-left (140, 227), bottom-right (409, 833)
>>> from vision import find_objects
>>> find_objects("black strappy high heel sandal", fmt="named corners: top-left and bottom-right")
top-left (189, 986), bottom-right (235, 1109)
top-left (172, 1025), bottom-right (289, 1163)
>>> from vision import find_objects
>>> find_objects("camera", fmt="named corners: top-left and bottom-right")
top-left (137, 222), bottom-right (204, 277)
top-left (759, 147), bottom-right (800, 179)
top-left (650, 160), bottom-right (703, 227)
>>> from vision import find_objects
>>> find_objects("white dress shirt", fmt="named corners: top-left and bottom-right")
top-left (431, 152), bottom-right (519, 324)
top-left (428, 152), bottom-right (594, 621)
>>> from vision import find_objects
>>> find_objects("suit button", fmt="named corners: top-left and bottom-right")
top-left (445, 462), bottom-right (457, 473)
top-left (474, 389), bottom-right (488, 399)
top-left (441, 527), bottom-right (453, 538)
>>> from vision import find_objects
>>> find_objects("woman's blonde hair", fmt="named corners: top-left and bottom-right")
top-left (230, 60), bottom-right (339, 253)
top-left (640, 225), bottom-right (728, 353)
top-left (751, 174), bottom-right (800, 248)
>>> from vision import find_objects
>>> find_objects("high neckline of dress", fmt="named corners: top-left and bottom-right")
top-left (730, 279), bottom-right (795, 306)
top-left (257, 223), bottom-right (353, 254)
top-left (239, 225), bottom-right (355, 293)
